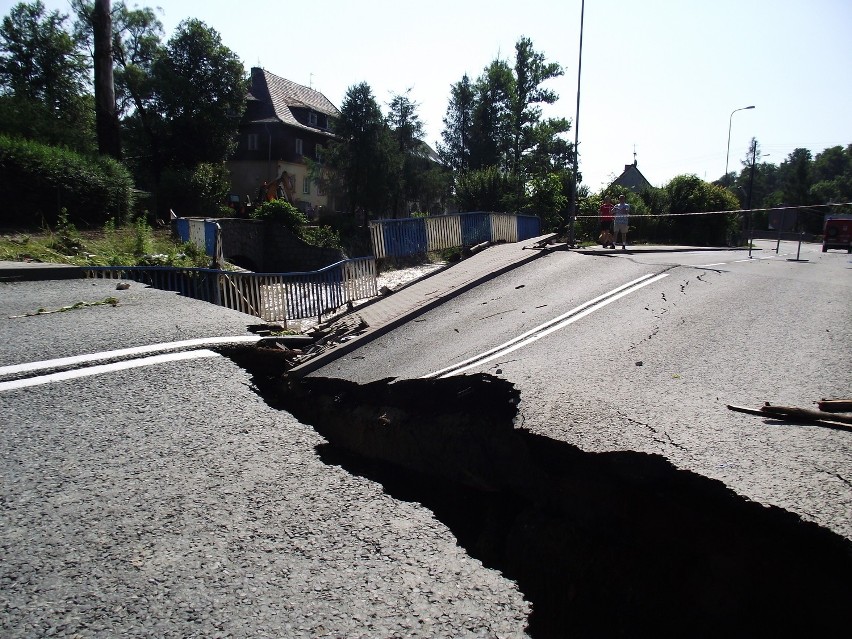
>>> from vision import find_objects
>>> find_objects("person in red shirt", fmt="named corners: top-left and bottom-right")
top-left (599, 196), bottom-right (615, 248)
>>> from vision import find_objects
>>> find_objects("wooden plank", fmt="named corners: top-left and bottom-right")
top-left (760, 404), bottom-right (852, 426)
top-left (817, 399), bottom-right (852, 413)
top-left (727, 404), bottom-right (852, 430)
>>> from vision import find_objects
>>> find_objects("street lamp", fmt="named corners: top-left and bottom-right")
top-left (725, 105), bottom-right (755, 180)
top-left (566, 0), bottom-right (585, 247)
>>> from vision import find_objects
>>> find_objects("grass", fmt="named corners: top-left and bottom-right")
top-left (0, 217), bottom-right (210, 268)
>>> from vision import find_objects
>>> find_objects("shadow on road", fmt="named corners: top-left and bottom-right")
top-left (220, 345), bottom-right (852, 638)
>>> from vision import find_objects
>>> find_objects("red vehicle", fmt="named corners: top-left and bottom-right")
top-left (822, 215), bottom-right (852, 253)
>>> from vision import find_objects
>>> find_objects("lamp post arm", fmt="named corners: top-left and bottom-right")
top-left (725, 105), bottom-right (755, 181)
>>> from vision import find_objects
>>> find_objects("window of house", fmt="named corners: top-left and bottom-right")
top-left (316, 144), bottom-right (323, 163)
top-left (247, 133), bottom-right (259, 151)
top-left (308, 112), bottom-right (318, 126)
top-left (303, 177), bottom-right (311, 195)
top-left (295, 138), bottom-right (303, 156)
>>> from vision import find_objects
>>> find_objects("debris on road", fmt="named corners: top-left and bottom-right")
top-left (818, 398), bottom-right (852, 412)
top-left (8, 297), bottom-right (119, 318)
top-left (727, 401), bottom-right (852, 430)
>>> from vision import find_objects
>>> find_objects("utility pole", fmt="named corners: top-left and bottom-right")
top-left (747, 140), bottom-right (757, 257)
top-left (568, 0), bottom-right (585, 247)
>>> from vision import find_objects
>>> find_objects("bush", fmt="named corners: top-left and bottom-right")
top-left (0, 135), bottom-right (135, 228)
top-left (299, 225), bottom-right (342, 249)
top-left (157, 162), bottom-right (231, 220)
top-left (250, 199), bottom-right (308, 232)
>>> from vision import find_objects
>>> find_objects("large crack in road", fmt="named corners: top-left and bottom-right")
top-left (220, 343), bottom-right (852, 638)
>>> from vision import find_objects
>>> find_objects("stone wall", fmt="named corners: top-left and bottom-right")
top-left (215, 218), bottom-right (344, 273)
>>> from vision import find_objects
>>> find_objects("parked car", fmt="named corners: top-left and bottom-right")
top-left (822, 215), bottom-right (852, 253)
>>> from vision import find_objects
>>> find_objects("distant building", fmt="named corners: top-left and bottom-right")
top-left (227, 67), bottom-right (340, 214)
top-left (609, 161), bottom-right (653, 193)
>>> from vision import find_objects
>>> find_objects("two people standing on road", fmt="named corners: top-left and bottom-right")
top-left (599, 194), bottom-right (629, 249)
top-left (612, 194), bottom-right (630, 250)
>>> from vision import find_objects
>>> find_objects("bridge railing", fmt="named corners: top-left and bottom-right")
top-left (370, 212), bottom-right (541, 259)
top-left (83, 257), bottom-right (377, 325)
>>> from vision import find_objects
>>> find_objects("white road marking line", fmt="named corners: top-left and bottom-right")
top-left (0, 349), bottom-right (221, 392)
top-left (697, 262), bottom-right (726, 267)
top-left (425, 273), bottom-right (669, 379)
top-left (0, 335), bottom-right (260, 377)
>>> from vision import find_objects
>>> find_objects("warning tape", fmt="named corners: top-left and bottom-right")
top-left (572, 201), bottom-right (852, 219)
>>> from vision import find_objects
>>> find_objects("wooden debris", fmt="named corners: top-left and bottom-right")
top-left (727, 402), bottom-right (852, 431)
top-left (817, 399), bottom-right (852, 413)
top-left (760, 403), bottom-right (852, 426)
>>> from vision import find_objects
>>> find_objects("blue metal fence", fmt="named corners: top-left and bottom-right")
top-left (83, 257), bottom-right (377, 324)
top-left (370, 212), bottom-right (541, 259)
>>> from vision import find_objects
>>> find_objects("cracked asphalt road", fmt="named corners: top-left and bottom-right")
top-left (318, 244), bottom-right (852, 540)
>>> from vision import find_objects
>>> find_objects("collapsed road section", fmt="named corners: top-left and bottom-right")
top-left (220, 343), bottom-right (852, 638)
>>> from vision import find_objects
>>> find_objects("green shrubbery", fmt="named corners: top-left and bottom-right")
top-left (251, 199), bottom-right (343, 250)
top-left (0, 135), bottom-right (135, 228)
top-left (0, 210), bottom-right (209, 268)
top-left (250, 199), bottom-right (308, 231)
top-left (157, 162), bottom-right (232, 220)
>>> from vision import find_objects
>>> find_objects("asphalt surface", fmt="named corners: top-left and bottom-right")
top-left (1, 264), bottom-right (534, 637)
top-left (2, 242), bottom-right (849, 637)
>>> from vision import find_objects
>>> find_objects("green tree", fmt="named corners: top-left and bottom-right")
top-left (510, 37), bottom-right (568, 183)
top-left (0, 1), bottom-right (94, 151)
top-left (470, 59), bottom-right (514, 171)
top-left (442, 37), bottom-right (572, 214)
top-left (454, 166), bottom-right (514, 212)
top-left (525, 172), bottom-right (567, 231)
top-left (809, 145), bottom-right (851, 204)
top-left (387, 89), bottom-right (424, 217)
top-left (324, 82), bottom-right (395, 221)
top-left (779, 148), bottom-right (813, 206)
top-left (438, 73), bottom-right (475, 174)
top-left (113, 17), bottom-right (245, 215)
top-left (664, 174), bottom-right (740, 246)
top-left (811, 145), bottom-right (848, 184)
top-left (150, 19), bottom-right (245, 169)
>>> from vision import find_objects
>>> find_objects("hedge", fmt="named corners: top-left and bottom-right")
top-left (0, 135), bottom-right (135, 228)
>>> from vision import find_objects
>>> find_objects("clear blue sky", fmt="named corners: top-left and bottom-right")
top-left (13, 0), bottom-right (852, 191)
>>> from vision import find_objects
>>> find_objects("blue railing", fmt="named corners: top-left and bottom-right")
top-left (83, 257), bottom-right (377, 324)
top-left (370, 212), bottom-right (541, 259)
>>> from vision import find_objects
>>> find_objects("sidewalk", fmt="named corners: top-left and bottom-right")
top-left (288, 233), bottom-right (561, 375)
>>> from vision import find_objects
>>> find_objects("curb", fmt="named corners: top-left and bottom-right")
top-left (0, 264), bottom-right (84, 282)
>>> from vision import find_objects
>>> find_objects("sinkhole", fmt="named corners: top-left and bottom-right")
top-left (219, 343), bottom-right (852, 638)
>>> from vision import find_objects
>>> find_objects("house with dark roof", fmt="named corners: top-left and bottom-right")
top-left (227, 67), bottom-right (341, 214)
top-left (609, 161), bottom-right (653, 193)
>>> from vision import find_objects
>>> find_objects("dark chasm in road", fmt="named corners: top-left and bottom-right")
top-left (219, 343), bottom-right (852, 638)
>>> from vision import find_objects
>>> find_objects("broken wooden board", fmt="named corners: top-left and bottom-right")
top-left (727, 403), bottom-right (852, 431)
